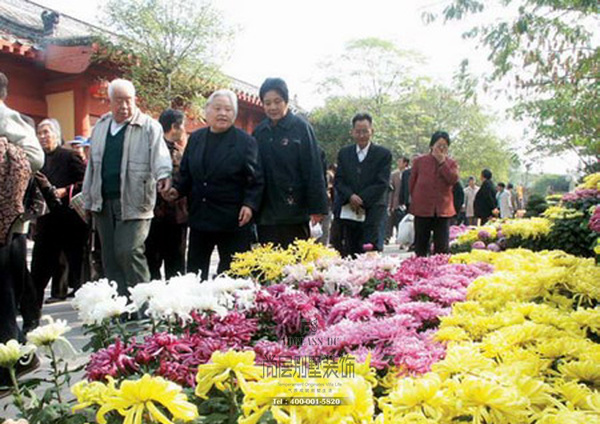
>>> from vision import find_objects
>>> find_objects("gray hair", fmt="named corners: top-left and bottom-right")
top-left (108, 78), bottom-right (136, 100)
top-left (206, 89), bottom-right (238, 118)
top-left (37, 118), bottom-right (62, 143)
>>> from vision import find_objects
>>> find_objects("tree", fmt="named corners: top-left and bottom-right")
top-left (310, 81), bottom-right (513, 183)
top-left (316, 37), bottom-right (426, 114)
top-left (96, 0), bottom-right (234, 114)
top-left (424, 0), bottom-right (600, 165)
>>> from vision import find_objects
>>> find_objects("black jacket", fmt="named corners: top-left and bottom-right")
top-left (474, 179), bottom-right (496, 219)
top-left (453, 182), bottom-right (465, 217)
top-left (175, 127), bottom-right (263, 232)
top-left (41, 146), bottom-right (86, 207)
top-left (253, 112), bottom-right (328, 225)
top-left (334, 143), bottom-right (392, 216)
top-left (398, 168), bottom-right (411, 208)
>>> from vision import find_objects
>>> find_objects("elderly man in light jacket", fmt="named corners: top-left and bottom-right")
top-left (82, 79), bottom-right (172, 296)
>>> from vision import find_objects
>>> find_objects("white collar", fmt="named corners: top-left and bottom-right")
top-left (110, 118), bottom-right (129, 136)
top-left (356, 142), bottom-right (371, 154)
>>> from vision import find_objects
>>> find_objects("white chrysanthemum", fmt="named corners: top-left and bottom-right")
top-left (0, 339), bottom-right (36, 368)
top-left (282, 263), bottom-right (309, 283)
top-left (128, 279), bottom-right (169, 310)
top-left (71, 279), bottom-right (132, 325)
top-left (27, 316), bottom-right (78, 359)
top-left (27, 315), bottom-right (70, 346)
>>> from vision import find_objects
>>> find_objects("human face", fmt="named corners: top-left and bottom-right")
top-left (397, 159), bottom-right (407, 171)
top-left (262, 90), bottom-right (288, 124)
top-left (431, 138), bottom-right (449, 156)
top-left (206, 95), bottom-right (235, 133)
top-left (167, 120), bottom-right (187, 144)
top-left (37, 124), bottom-right (59, 153)
top-left (468, 179), bottom-right (475, 188)
top-left (351, 119), bottom-right (373, 149)
top-left (110, 86), bottom-right (135, 123)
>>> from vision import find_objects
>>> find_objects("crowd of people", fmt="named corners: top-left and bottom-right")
top-left (0, 71), bottom-right (523, 389)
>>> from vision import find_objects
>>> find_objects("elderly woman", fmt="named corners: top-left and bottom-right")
top-left (166, 89), bottom-right (263, 280)
top-left (26, 119), bottom-right (87, 321)
top-left (253, 78), bottom-right (328, 248)
top-left (409, 131), bottom-right (459, 256)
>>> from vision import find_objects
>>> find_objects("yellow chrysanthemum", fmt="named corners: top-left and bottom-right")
top-left (577, 172), bottom-right (600, 190)
top-left (456, 376), bottom-right (530, 424)
top-left (97, 374), bottom-right (198, 424)
top-left (72, 378), bottom-right (117, 411)
top-left (379, 373), bottom-right (445, 422)
top-left (559, 361), bottom-right (600, 387)
top-left (195, 349), bottom-right (263, 398)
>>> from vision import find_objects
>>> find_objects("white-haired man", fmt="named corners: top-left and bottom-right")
top-left (82, 79), bottom-right (172, 296)
top-left (26, 118), bottom-right (87, 321)
top-left (164, 89), bottom-right (263, 280)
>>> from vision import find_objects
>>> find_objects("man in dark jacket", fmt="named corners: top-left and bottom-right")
top-left (166, 90), bottom-right (263, 280)
top-left (145, 109), bottom-right (188, 280)
top-left (253, 78), bottom-right (328, 248)
top-left (474, 168), bottom-right (497, 225)
top-left (333, 113), bottom-right (392, 256)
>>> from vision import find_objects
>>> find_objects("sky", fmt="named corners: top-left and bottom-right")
top-left (33, 0), bottom-right (582, 175)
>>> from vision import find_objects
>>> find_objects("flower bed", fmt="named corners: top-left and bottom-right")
top-left (2, 238), bottom-right (600, 423)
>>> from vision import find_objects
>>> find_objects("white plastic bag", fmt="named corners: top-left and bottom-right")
top-left (310, 222), bottom-right (323, 239)
top-left (396, 213), bottom-right (414, 246)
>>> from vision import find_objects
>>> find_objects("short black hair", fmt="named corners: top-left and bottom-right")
top-left (159, 109), bottom-right (185, 134)
top-left (468, 176), bottom-right (475, 182)
top-left (430, 131), bottom-right (450, 148)
top-left (507, 183), bottom-right (514, 189)
top-left (481, 169), bottom-right (492, 180)
top-left (400, 156), bottom-right (410, 165)
top-left (498, 182), bottom-right (506, 188)
top-left (259, 77), bottom-right (289, 103)
top-left (351, 113), bottom-right (373, 127)
top-left (0, 72), bottom-right (8, 101)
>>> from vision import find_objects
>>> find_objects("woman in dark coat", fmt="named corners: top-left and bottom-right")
top-left (165, 89), bottom-right (264, 280)
top-left (253, 78), bottom-right (328, 248)
top-left (474, 169), bottom-right (497, 225)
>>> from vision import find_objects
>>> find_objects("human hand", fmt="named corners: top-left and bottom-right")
top-left (239, 206), bottom-right (253, 227)
top-left (162, 187), bottom-right (179, 202)
top-left (492, 208), bottom-right (500, 216)
top-left (55, 187), bottom-right (68, 199)
top-left (157, 178), bottom-right (172, 195)
top-left (310, 214), bottom-right (324, 225)
top-left (349, 194), bottom-right (363, 211)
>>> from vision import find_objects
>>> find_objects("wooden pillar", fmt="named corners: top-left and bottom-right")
top-left (74, 79), bottom-right (90, 137)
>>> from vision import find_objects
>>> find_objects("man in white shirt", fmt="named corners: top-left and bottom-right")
top-left (463, 176), bottom-right (479, 225)
top-left (496, 182), bottom-right (513, 219)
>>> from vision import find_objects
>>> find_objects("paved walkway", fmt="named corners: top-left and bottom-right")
top-left (0, 243), bottom-right (412, 416)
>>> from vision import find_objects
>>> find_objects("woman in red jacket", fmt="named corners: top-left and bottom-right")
top-left (409, 131), bottom-right (459, 256)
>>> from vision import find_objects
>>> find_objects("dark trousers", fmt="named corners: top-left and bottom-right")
top-left (414, 216), bottom-right (450, 257)
top-left (257, 223), bottom-right (310, 249)
top-left (145, 220), bottom-right (187, 280)
top-left (336, 204), bottom-right (386, 257)
top-left (0, 234), bottom-right (29, 344)
top-left (188, 227), bottom-right (251, 280)
top-left (30, 208), bottom-right (87, 310)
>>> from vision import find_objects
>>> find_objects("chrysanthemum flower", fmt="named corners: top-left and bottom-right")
top-left (195, 349), bottom-right (262, 398)
top-left (0, 339), bottom-right (36, 368)
top-left (96, 374), bottom-right (198, 424)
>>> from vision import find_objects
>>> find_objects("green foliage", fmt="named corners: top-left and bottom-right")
top-left (524, 193), bottom-right (549, 217)
top-left (97, 0), bottom-right (233, 114)
top-left (310, 85), bottom-right (512, 182)
top-left (427, 0), bottom-right (600, 164)
top-left (530, 173), bottom-right (571, 196)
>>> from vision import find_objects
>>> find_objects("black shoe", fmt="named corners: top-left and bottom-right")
top-left (15, 353), bottom-right (40, 379)
top-left (23, 319), bottom-right (40, 336)
top-left (44, 296), bottom-right (67, 304)
top-left (66, 289), bottom-right (78, 298)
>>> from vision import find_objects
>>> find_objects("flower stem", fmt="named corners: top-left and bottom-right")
top-left (227, 374), bottom-right (240, 423)
top-left (8, 366), bottom-right (26, 415)
top-left (48, 345), bottom-right (64, 404)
